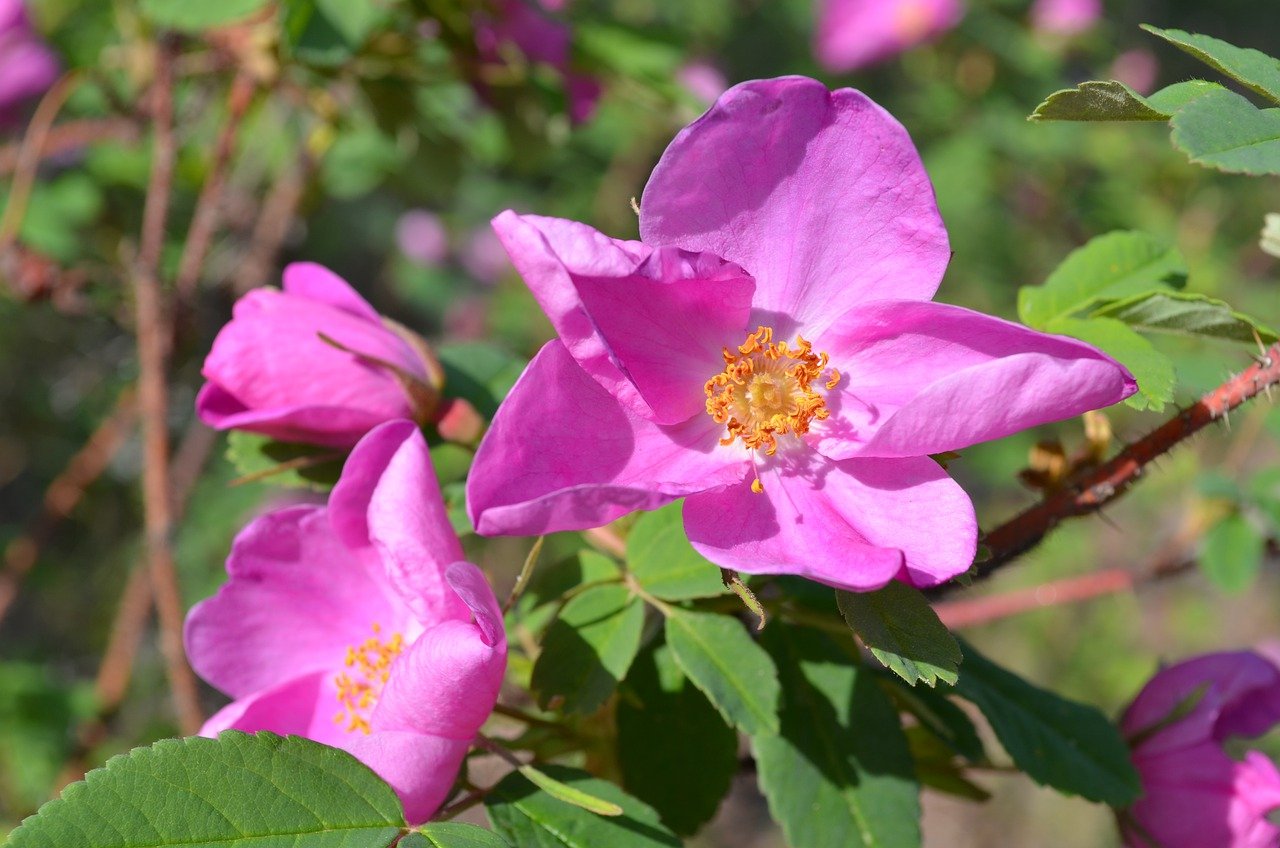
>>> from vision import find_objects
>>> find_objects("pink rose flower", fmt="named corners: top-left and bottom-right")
top-left (678, 60), bottom-right (728, 106)
top-left (197, 262), bottom-right (436, 448)
top-left (1029, 0), bottom-right (1102, 37)
top-left (466, 77), bottom-right (1135, 592)
top-left (396, 209), bottom-right (449, 267)
top-left (1120, 651), bottom-right (1280, 848)
top-left (0, 0), bottom-right (59, 127)
top-left (185, 420), bottom-right (507, 823)
top-left (814, 0), bottom-right (964, 73)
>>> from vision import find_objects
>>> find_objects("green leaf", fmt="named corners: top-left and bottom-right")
top-left (1018, 231), bottom-right (1187, 329)
top-left (1246, 468), bottom-right (1280, 532)
top-left (617, 644), bottom-right (737, 835)
top-left (515, 765), bottom-right (623, 817)
top-left (1047, 317), bottom-right (1175, 411)
top-left (530, 584), bottom-right (644, 713)
top-left (1146, 80), bottom-right (1229, 115)
top-left (881, 677), bottom-right (986, 763)
top-left (753, 627), bottom-right (921, 848)
top-left (225, 430), bottom-right (344, 491)
top-left (139, 0), bottom-right (269, 32)
top-left (836, 583), bottom-right (962, 687)
top-left (407, 824), bottom-right (513, 847)
top-left (1170, 88), bottom-right (1280, 176)
top-left (436, 342), bottom-right (526, 420)
top-left (1142, 26), bottom-right (1280, 105)
top-left (665, 608), bottom-right (780, 735)
top-left (485, 765), bottom-right (681, 848)
top-left (952, 641), bottom-right (1141, 806)
top-left (904, 728), bottom-right (991, 802)
top-left (1028, 79), bottom-right (1223, 122)
top-left (627, 504), bottom-right (726, 600)
top-left (1201, 513), bottom-right (1265, 593)
top-left (6, 731), bottom-right (406, 847)
top-left (1089, 290), bottom-right (1279, 345)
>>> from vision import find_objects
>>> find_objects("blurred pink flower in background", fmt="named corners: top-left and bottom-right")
top-left (186, 421), bottom-right (507, 824)
top-left (677, 61), bottom-right (728, 106)
top-left (1110, 48), bottom-right (1159, 94)
top-left (1120, 651), bottom-right (1280, 848)
top-left (814, 0), bottom-right (964, 72)
top-left (1029, 0), bottom-right (1102, 36)
top-left (396, 209), bottom-right (450, 268)
top-left (461, 225), bottom-right (511, 286)
top-left (0, 0), bottom-right (59, 126)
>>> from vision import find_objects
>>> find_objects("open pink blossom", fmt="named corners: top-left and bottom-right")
top-left (186, 420), bottom-right (506, 823)
top-left (0, 0), bottom-right (59, 127)
top-left (197, 262), bottom-right (434, 448)
top-left (466, 77), bottom-right (1135, 592)
top-left (1120, 651), bottom-right (1280, 848)
top-left (1029, 0), bottom-right (1101, 36)
top-left (814, 0), bottom-right (964, 73)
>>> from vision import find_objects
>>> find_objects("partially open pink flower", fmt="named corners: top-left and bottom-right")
top-left (466, 77), bottom-right (1135, 592)
top-left (1120, 651), bottom-right (1280, 848)
top-left (814, 0), bottom-right (964, 73)
top-left (1029, 0), bottom-right (1101, 37)
top-left (197, 262), bottom-right (434, 448)
top-left (186, 421), bottom-right (507, 823)
top-left (0, 0), bottom-right (59, 127)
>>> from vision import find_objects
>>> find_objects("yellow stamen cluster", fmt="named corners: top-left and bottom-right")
top-left (334, 623), bottom-right (404, 735)
top-left (705, 326), bottom-right (841, 457)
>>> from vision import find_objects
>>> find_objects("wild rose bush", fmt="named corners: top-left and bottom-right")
top-left (2, 2), bottom-right (1280, 848)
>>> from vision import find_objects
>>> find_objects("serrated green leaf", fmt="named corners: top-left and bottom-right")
top-left (836, 583), bottom-right (962, 687)
top-left (531, 584), bottom-right (643, 713)
top-left (1170, 88), bottom-right (1280, 176)
top-left (407, 823), bottom-right (512, 847)
top-left (225, 430), bottom-right (344, 491)
top-left (1018, 231), bottom-right (1187, 329)
top-left (1088, 290), bottom-right (1279, 345)
top-left (665, 608), bottom-right (780, 735)
top-left (1047, 317), bottom-right (1175, 411)
top-left (139, 0), bottom-right (269, 32)
top-left (1029, 80), bottom-right (1171, 122)
top-left (753, 627), bottom-right (920, 848)
top-left (1146, 80), bottom-right (1228, 115)
top-left (952, 641), bottom-right (1142, 806)
top-left (485, 765), bottom-right (681, 848)
top-left (7, 731), bottom-right (406, 847)
top-left (627, 504), bottom-right (726, 601)
top-left (1201, 512), bottom-right (1265, 593)
top-left (1142, 25), bottom-right (1280, 105)
top-left (617, 644), bottom-right (737, 835)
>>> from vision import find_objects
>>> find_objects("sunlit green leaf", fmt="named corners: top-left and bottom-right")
top-left (1170, 88), bottom-right (1280, 176)
top-left (836, 583), bottom-right (962, 687)
top-left (627, 504), bottom-right (726, 601)
top-left (665, 608), bottom-right (780, 735)
top-left (530, 584), bottom-right (644, 713)
top-left (1142, 25), bottom-right (1280, 105)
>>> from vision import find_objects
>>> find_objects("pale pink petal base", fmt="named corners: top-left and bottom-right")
top-left (347, 731), bottom-right (470, 825)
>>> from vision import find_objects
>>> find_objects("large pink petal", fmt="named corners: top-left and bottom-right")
top-left (467, 341), bottom-right (746, 536)
top-left (329, 421), bottom-right (469, 624)
top-left (281, 262), bottom-right (382, 322)
top-left (814, 0), bottom-right (964, 73)
top-left (683, 451), bottom-right (976, 590)
top-left (195, 382), bottom-right (393, 448)
top-left (1126, 742), bottom-right (1242, 848)
top-left (639, 77), bottom-right (949, 339)
top-left (184, 506), bottom-right (411, 699)
top-left (809, 300), bottom-right (1136, 460)
top-left (198, 671), bottom-right (351, 750)
top-left (346, 731), bottom-right (470, 824)
top-left (492, 212), bottom-right (754, 424)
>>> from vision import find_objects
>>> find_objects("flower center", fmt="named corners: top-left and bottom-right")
top-left (334, 623), bottom-right (404, 735)
top-left (704, 326), bottom-right (840, 459)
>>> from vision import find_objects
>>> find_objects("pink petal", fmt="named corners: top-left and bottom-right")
top-left (346, 731), bottom-right (470, 824)
top-left (467, 341), bottom-right (746, 536)
top-left (446, 562), bottom-right (505, 648)
top-left (1126, 742), bottom-right (1243, 848)
top-left (281, 261), bottom-right (381, 322)
top-left (198, 671), bottom-right (352, 750)
top-left (195, 382), bottom-right (393, 448)
top-left (683, 452), bottom-right (976, 590)
top-left (814, 0), bottom-right (964, 72)
top-left (185, 506), bottom-right (412, 699)
top-left (639, 77), bottom-right (949, 339)
top-left (1029, 0), bottom-right (1101, 36)
top-left (492, 211), bottom-right (754, 424)
top-left (330, 421), bottom-right (470, 624)
top-left (809, 300), bottom-right (1136, 460)
top-left (0, 39), bottom-right (59, 117)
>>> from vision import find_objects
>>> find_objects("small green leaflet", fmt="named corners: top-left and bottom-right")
top-left (530, 583), bottom-right (643, 714)
top-left (664, 607), bottom-right (781, 735)
top-left (516, 764), bottom-right (624, 817)
top-left (836, 582), bottom-right (962, 687)
top-left (405, 824), bottom-right (513, 847)
top-left (6, 731), bottom-right (408, 848)
top-left (1141, 25), bottom-right (1280, 105)
top-left (1089, 291), bottom-right (1279, 345)
top-left (139, 0), bottom-right (269, 32)
top-left (1029, 79), bottom-right (1223, 122)
top-left (1200, 512), bottom-right (1266, 593)
top-left (626, 503), bottom-right (726, 600)
top-left (1170, 88), bottom-right (1280, 176)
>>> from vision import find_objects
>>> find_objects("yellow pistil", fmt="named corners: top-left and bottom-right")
top-left (704, 326), bottom-right (841, 458)
top-left (334, 623), bottom-right (405, 735)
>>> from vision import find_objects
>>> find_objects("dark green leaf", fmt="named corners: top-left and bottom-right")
top-left (881, 677), bottom-right (986, 763)
top-left (904, 728), bottom-right (992, 802)
top-left (1201, 513), bottom-right (1265, 592)
top-left (1142, 26), bottom-right (1280, 104)
top-left (618, 644), bottom-right (737, 835)
top-left (753, 627), bottom-right (921, 848)
top-left (485, 765), bottom-right (681, 848)
top-left (1047, 317), bottom-right (1175, 411)
top-left (836, 583), bottom-right (962, 687)
top-left (6, 731), bottom-right (406, 847)
top-left (407, 823), bottom-right (513, 847)
top-left (1018, 231), bottom-right (1187, 329)
top-left (1170, 88), bottom-right (1280, 176)
top-left (139, 0), bottom-right (269, 32)
top-left (1089, 290), bottom-right (1279, 345)
top-left (627, 504), bottom-right (726, 601)
top-left (436, 343), bottom-right (526, 420)
top-left (665, 608), bottom-right (780, 735)
top-left (531, 584), bottom-right (644, 713)
top-left (952, 641), bottom-right (1141, 805)
top-left (225, 430), bottom-right (344, 491)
